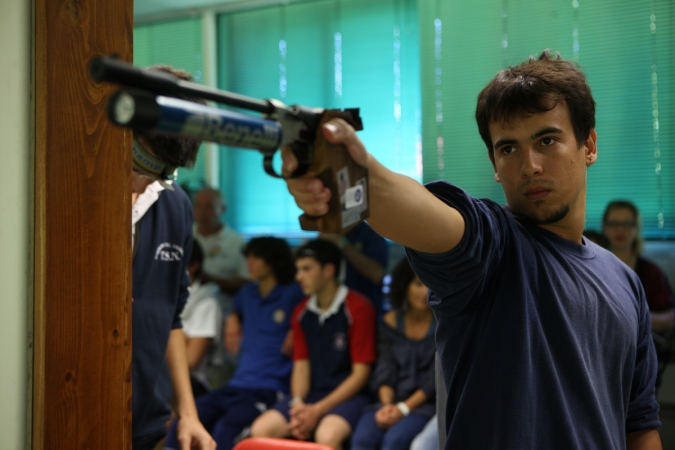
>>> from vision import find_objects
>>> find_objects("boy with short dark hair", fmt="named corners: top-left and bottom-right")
top-left (250, 239), bottom-right (377, 450)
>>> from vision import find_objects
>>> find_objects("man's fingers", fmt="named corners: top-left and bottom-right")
top-left (281, 146), bottom-right (298, 177)
top-left (286, 178), bottom-right (331, 216)
top-left (321, 118), bottom-right (368, 167)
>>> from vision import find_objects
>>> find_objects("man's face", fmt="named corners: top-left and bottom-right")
top-left (246, 254), bottom-right (273, 281)
top-left (488, 102), bottom-right (596, 230)
top-left (295, 257), bottom-right (332, 296)
top-left (193, 191), bottom-right (224, 228)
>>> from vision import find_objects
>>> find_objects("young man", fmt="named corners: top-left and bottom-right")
top-left (250, 239), bottom-right (377, 450)
top-left (131, 65), bottom-right (215, 450)
top-left (282, 52), bottom-right (661, 449)
top-left (164, 237), bottom-right (304, 450)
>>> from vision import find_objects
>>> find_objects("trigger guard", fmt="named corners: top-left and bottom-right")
top-left (263, 151), bottom-right (310, 179)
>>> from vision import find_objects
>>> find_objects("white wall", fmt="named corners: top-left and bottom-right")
top-left (0, 0), bottom-right (31, 448)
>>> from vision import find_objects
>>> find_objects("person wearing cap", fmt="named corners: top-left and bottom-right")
top-left (131, 64), bottom-right (215, 450)
top-left (249, 239), bottom-right (377, 450)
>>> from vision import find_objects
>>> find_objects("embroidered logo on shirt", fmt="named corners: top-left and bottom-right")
top-left (154, 243), bottom-right (184, 261)
top-left (332, 332), bottom-right (347, 352)
top-left (273, 309), bottom-right (286, 324)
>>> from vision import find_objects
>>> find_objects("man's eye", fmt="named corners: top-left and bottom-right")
top-left (541, 137), bottom-right (555, 146)
top-left (501, 146), bottom-right (516, 154)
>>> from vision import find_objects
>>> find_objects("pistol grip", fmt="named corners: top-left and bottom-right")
top-left (298, 110), bottom-right (369, 233)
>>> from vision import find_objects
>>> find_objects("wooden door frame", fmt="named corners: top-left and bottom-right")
top-left (33, 0), bottom-right (133, 448)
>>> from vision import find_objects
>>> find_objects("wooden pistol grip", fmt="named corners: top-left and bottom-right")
top-left (298, 110), bottom-right (369, 233)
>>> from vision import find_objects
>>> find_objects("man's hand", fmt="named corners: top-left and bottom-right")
top-left (374, 404), bottom-right (402, 429)
top-left (175, 415), bottom-right (216, 450)
top-left (289, 402), bottom-right (323, 441)
top-left (283, 119), bottom-right (369, 216)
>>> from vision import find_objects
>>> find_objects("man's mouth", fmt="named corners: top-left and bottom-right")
top-left (524, 187), bottom-right (551, 201)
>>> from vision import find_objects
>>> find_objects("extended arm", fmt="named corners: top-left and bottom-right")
top-left (223, 312), bottom-right (243, 355)
top-left (165, 329), bottom-right (215, 450)
top-left (626, 429), bottom-right (662, 450)
top-left (284, 120), bottom-right (465, 253)
top-left (185, 337), bottom-right (212, 369)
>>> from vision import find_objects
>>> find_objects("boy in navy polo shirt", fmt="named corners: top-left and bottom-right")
top-left (250, 239), bottom-right (377, 450)
top-left (164, 237), bottom-right (304, 450)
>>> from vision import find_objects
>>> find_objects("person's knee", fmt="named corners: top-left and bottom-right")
top-left (250, 410), bottom-right (287, 438)
top-left (314, 415), bottom-right (351, 447)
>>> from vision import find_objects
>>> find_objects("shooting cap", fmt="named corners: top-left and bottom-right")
top-left (132, 138), bottom-right (177, 191)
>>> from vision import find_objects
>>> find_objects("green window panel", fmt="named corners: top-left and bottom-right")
top-left (419, 0), bottom-right (674, 238)
top-left (218, 0), bottom-right (420, 235)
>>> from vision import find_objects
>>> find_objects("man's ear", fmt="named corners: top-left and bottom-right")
top-left (489, 152), bottom-right (500, 182)
top-left (326, 263), bottom-right (336, 278)
top-left (584, 129), bottom-right (598, 167)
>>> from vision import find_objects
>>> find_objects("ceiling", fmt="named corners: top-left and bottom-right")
top-left (134, 0), bottom-right (257, 20)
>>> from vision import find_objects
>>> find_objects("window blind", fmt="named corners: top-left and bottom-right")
top-left (418, 0), bottom-right (674, 238)
top-left (217, 0), bottom-right (420, 235)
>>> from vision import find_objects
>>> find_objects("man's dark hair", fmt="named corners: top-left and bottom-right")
top-left (295, 239), bottom-right (344, 280)
top-left (243, 237), bottom-right (296, 284)
top-left (476, 50), bottom-right (596, 156)
top-left (188, 240), bottom-right (205, 279)
top-left (388, 257), bottom-right (417, 311)
top-left (135, 65), bottom-right (206, 168)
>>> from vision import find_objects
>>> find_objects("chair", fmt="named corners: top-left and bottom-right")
top-left (233, 437), bottom-right (333, 450)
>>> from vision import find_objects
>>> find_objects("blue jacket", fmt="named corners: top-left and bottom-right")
top-left (132, 184), bottom-right (193, 449)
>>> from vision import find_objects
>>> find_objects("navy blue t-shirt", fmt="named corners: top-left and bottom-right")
top-left (407, 182), bottom-right (660, 449)
top-left (132, 185), bottom-right (193, 449)
top-left (229, 281), bottom-right (305, 393)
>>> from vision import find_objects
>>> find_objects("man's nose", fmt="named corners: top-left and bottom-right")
top-left (521, 148), bottom-right (543, 177)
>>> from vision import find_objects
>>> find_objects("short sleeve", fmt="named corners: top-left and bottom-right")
top-left (291, 300), bottom-right (309, 361)
top-left (625, 287), bottom-right (661, 433)
top-left (182, 297), bottom-right (221, 338)
top-left (406, 181), bottom-right (505, 316)
top-left (346, 293), bottom-right (377, 364)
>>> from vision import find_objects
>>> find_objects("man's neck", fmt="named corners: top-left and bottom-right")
top-left (197, 222), bottom-right (224, 237)
top-left (257, 275), bottom-right (277, 298)
top-left (315, 282), bottom-right (339, 311)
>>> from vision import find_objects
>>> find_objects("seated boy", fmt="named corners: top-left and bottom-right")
top-left (250, 239), bottom-right (377, 450)
top-left (164, 237), bottom-right (304, 450)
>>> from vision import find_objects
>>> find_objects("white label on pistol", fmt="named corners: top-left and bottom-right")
top-left (344, 184), bottom-right (364, 209)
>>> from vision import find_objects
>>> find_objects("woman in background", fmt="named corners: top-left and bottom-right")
top-left (603, 200), bottom-right (675, 390)
top-left (603, 200), bottom-right (675, 332)
top-left (350, 258), bottom-right (436, 450)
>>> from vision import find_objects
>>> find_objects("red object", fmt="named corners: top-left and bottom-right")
top-left (233, 437), bottom-right (333, 450)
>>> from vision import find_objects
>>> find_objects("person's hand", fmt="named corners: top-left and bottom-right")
top-left (289, 402), bottom-right (322, 440)
top-left (175, 416), bottom-right (216, 450)
top-left (374, 404), bottom-right (402, 429)
top-left (283, 119), bottom-right (369, 216)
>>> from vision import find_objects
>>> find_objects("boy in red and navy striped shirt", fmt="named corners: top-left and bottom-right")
top-left (250, 239), bottom-right (377, 450)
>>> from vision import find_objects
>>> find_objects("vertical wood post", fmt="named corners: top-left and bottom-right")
top-left (33, 0), bottom-right (133, 448)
